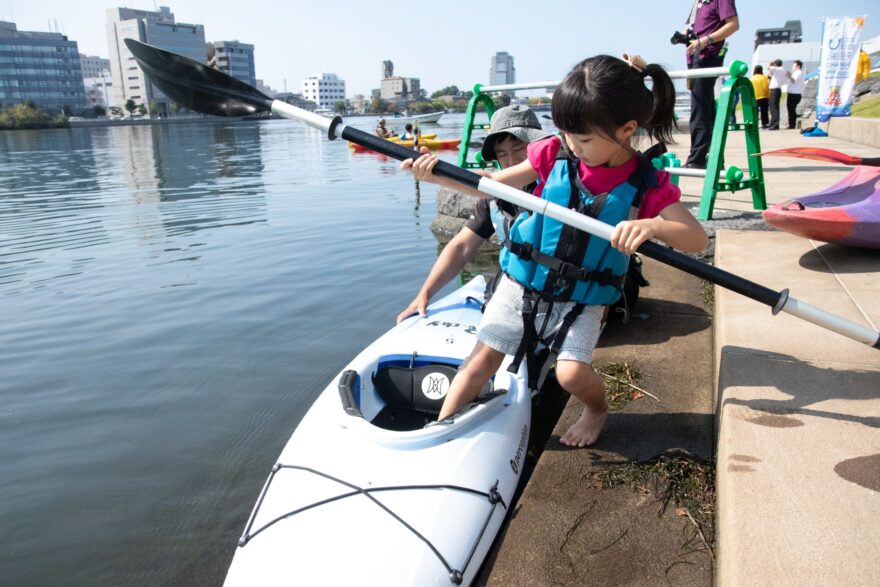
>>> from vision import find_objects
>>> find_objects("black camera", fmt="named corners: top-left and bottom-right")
top-left (670, 29), bottom-right (697, 46)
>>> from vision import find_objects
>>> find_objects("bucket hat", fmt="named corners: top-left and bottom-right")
top-left (481, 105), bottom-right (551, 162)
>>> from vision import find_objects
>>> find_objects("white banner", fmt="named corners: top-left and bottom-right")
top-left (816, 16), bottom-right (865, 121)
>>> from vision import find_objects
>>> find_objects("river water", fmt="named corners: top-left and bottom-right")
top-left (0, 114), bottom-right (507, 584)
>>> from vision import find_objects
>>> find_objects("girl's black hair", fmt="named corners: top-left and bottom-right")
top-left (753, 64), bottom-right (764, 75)
top-left (551, 54), bottom-right (677, 146)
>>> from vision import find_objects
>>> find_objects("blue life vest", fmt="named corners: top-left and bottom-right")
top-left (500, 152), bottom-right (656, 306)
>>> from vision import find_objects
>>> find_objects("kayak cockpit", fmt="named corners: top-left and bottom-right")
top-left (337, 354), bottom-right (498, 432)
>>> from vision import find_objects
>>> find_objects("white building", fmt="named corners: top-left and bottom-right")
top-left (84, 73), bottom-right (114, 109)
top-left (301, 73), bottom-right (345, 110)
top-left (106, 6), bottom-right (206, 116)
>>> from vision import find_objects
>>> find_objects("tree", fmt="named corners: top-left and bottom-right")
top-left (61, 105), bottom-right (72, 117)
top-left (417, 88), bottom-right (428, 100)
top-left (170, 102), bottom-right (180, 116)
top-left (148, 100), bottom-right (159, 117)
top-left (493, 94), bottom-right (511, 108)
top-left (125, 99), bottom-right (136, 116)
top-left (369, 96), bottom-right (383, 113)
top-left (137, 104), bottom-right (147, 116)
top-left (92, 105), bottom-right (107, 117)
top-left (431, 85), bottom-right (460, 99)
top-left (334, 100), bottom-right (346, 113)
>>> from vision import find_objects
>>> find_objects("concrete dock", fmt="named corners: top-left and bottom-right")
top-left (479, 128), bottom-right (880, 585)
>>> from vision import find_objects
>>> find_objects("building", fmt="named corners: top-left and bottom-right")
top-left (255, 79), bottom-right (277, 98)
top-left (380, 76), bottom-right (420, 101)
top-left (490, 51), bottom-right (515, 86)
top-left (84, 74), bottom-right (114, 110)
top-left (80, 55), bottom-right (110, 79)
top-left (0, 21), bottom-right (87, 113)
top-left (79, 54), bottom-right (113, 111)
top-left (350, 94), bottom-right (367, 114)
top-left (755, 20), bottom-right (803, 50)
top-left (275, 92), bottom-right (316, 111)
top-left (752, 42), bottom-right (821, 76)
top-left (378, 59), bottom-right (420, 102)
top-left (207, 40), bottom-right (255, 87)
top-left (301, 73), bottom-right (345, 110)
top-left (106, 6), bottom-right (206, 116)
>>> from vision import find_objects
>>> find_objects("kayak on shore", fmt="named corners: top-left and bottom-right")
top-left (762, 165), bottom-right (880, 249)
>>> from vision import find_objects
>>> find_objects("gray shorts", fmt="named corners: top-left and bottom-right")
top-left (478, 274), bottom-right (605, 364)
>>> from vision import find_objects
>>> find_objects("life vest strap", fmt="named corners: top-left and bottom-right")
top-left (535, 303), bottom-right (586, 390)
top-left (504, 241), bottom-right (625, 290)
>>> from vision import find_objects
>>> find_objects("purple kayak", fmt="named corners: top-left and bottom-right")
top-left (762, 166), bottom-right (880, 249)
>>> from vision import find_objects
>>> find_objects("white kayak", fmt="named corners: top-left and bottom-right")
top-left (225, 276), bottom-right (531, 586)
top-left (382, 111), bottom-right (445, 128)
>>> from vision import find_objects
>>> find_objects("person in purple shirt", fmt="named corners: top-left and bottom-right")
top-left (681, 0), bottom-right (739, 168)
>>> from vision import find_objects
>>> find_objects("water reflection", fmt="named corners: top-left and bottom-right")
top-left (0, 121), bottom-right (275, 294)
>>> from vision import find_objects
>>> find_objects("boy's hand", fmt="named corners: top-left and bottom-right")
top-left (400, 146), bottom-right (439, 182)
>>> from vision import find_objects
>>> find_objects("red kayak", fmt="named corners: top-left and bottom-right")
top-left (762, 166), bottom-right (880, 249)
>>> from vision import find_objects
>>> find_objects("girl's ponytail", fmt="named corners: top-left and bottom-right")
top-left (642, 63), bottom-right (677, 146)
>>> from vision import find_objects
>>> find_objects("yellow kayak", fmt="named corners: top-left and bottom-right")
top-left (349, 137), bottom-right (461, 153)
top-left (388, 134), bottom-right (436, 141)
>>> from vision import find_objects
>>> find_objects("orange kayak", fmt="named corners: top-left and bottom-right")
top-left (348, 138), bottom-right (461, 153)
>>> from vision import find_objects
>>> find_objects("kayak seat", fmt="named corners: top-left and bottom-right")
top-left (370, 363), bottom-right (460, 431)
top-left (374, 364), bottom-right (457, 415)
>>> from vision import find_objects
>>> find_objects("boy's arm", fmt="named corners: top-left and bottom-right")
top-left (401, 149), bottom-right (539, 199)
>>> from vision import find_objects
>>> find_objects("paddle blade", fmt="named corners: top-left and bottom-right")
top-left (754, 147), bottom-right (861, 166)
top-left (124, 39), bottom-right (272, 117)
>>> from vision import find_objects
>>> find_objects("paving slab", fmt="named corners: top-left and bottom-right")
top-left (480, 259), bottom-right (716, 586)
top-left (714, 230), bottom-right (880, 586)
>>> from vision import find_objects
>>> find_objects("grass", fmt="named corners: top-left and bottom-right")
top-left (596, 362), bottom-right (650, 410)
top-left (593, 455), bottom-right (717, 556)
top-left (852, 95), bottom-right (880, 118)
top-left (700, 280), bottom-right (715, 309)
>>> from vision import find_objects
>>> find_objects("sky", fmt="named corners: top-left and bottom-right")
top-left (3, 0), bottom-right (878, 96)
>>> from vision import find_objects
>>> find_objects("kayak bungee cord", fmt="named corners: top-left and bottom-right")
top-left (240, 464), bottom-right (506, 585)
top-left (123, 39), bottom-right (880, 351)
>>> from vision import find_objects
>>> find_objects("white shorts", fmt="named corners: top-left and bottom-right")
top-left (477, 274), bottom-right (605, 364)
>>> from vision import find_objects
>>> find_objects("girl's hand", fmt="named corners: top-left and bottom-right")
top-left (610, 219), bottom-right (656, 255)
top-left (400, 146), bottom-right (440, 182)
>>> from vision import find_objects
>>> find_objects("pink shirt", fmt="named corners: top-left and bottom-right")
top-left (527, 136), bottom-right (680, 219)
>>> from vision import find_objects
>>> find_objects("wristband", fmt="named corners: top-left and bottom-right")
top-left (707, 34), bottom-right (714, 44)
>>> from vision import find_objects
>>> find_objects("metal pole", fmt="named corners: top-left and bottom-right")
top-left (480, 67), bottom-right (730, 93)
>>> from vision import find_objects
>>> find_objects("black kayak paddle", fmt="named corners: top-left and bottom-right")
top-left (124, 39), bottom-right (879, 350)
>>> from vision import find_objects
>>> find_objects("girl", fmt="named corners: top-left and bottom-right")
top-left (402, 55), bottom-right (708, 447)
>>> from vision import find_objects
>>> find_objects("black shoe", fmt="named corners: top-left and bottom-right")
top-left (684, 162), bottom-right (706, 169)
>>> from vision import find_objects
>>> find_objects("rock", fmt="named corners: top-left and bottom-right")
top-left (436, 186), bottom-right (478, 219)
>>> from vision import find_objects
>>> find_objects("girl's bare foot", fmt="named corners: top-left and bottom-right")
top-left (559, 406), bottom-right (608, 447)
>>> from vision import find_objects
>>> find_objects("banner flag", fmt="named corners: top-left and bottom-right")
top-left (816, 16), bottom-right (865, 122)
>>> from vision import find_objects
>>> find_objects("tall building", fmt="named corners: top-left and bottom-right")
top-left (207, 40), bottom-right (255, 87)
top-left (490, 51), bottom-right (515, 86)
top-left (0, 21), bottom-right (87, 113)
top-left (301, 73), bottom-right (345, 110)
top-left (106, 6), bottom-right (206, 116)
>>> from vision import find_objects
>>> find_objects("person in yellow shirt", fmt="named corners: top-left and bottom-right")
top-left (751, 64), bottom-right (770, 129)
top-left (856, 49), bottom-right (871, 82)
